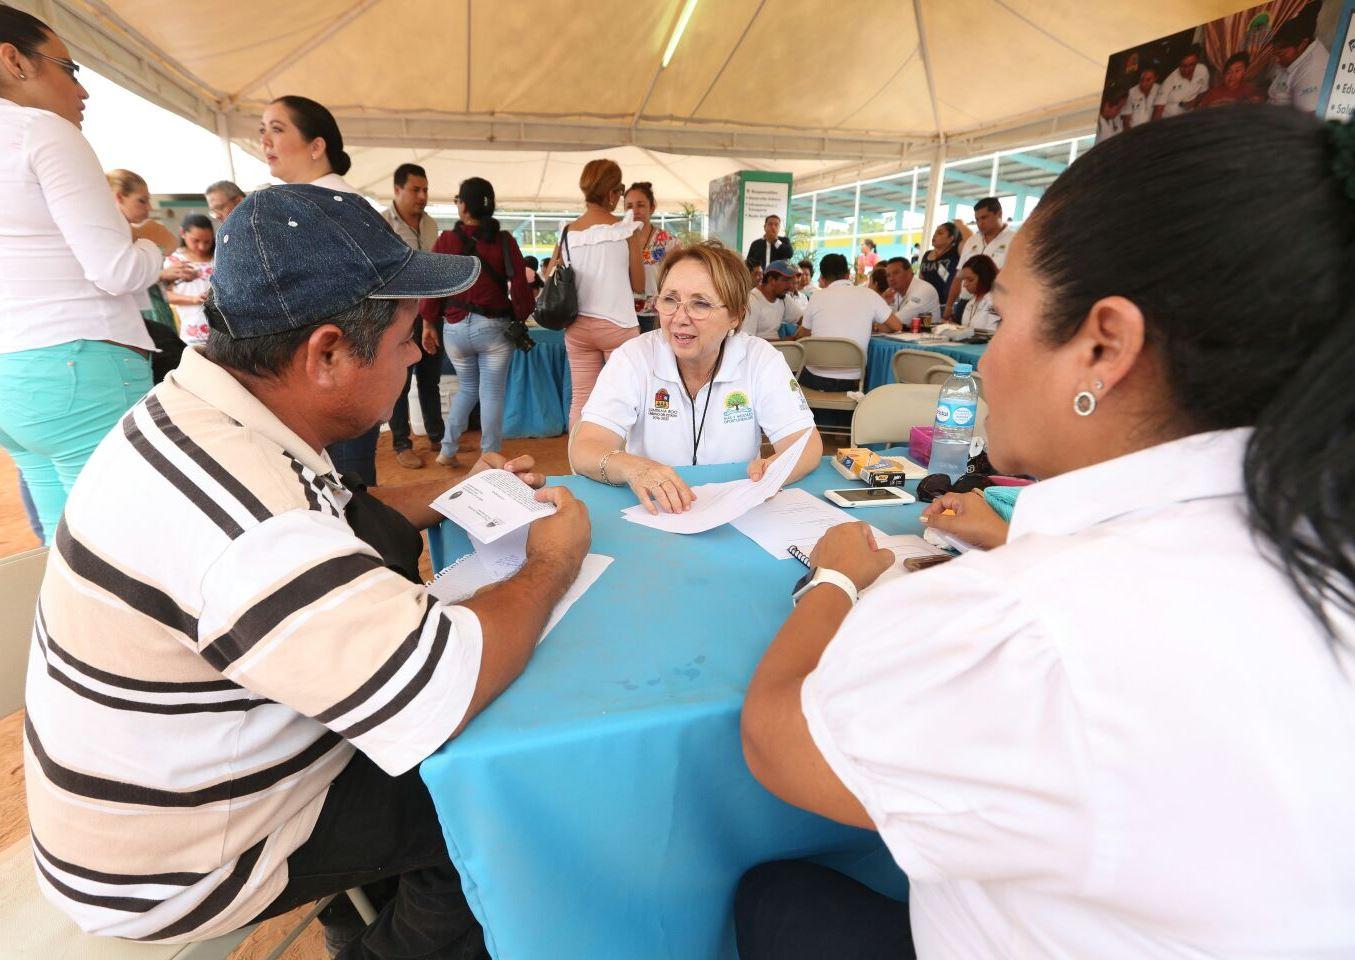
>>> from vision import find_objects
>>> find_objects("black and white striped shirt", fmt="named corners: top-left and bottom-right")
top-left (24, 347), bottom-right (482, 942)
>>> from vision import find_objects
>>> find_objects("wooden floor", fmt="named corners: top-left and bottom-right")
top-left (0, 428), bottom-right (572, 958)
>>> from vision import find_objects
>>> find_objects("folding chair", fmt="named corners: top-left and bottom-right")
top-left (891, 349), bottom-right (954, 384)
top-left (798, 337), bottom-right (866, 440)
top-left (770, 340), bottom-right (805, 376)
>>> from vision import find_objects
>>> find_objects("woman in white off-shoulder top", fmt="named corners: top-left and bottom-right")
top-left (554, 158), bottom-right (645, 426)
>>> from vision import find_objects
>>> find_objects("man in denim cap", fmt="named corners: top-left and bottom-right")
top-left (24, 184), bottom-right (590, 958)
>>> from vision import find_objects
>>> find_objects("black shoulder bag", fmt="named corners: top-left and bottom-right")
top-left (442, 230), bottom-right (535, 352)
top-left (534, 226), bottom-right (579, 331)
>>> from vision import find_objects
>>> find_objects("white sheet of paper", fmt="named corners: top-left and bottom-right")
top-left (427, 553), bottom-right (614, 645)
top-left (430, 469), bottom-right (555, 544)
top-left (733, 488), bottom-right (877, 560)
top-left (469, 526), bottom-right (528, 579)
top-left (620, 428), bottom-right (813, 535)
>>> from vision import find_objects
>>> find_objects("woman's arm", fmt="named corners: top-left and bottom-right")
top-left (741, 522), bottom-right (893, 827)
top-left (627, 228), bottom-right (645, 294)
top-left (28, 114), bottom-right (171, 295)
top-left (165, 290), bottom-right (206, 306)
top-left (747, 427), bottom-right (822, 484)
top-left (571, 422), bottom-right (697, 514)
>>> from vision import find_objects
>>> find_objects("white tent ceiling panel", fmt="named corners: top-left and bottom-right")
top-left (12, 0), bottom-right (1269, 205)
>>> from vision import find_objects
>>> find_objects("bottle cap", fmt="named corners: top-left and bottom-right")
top-left (953, 363), bottom-right (973, 376)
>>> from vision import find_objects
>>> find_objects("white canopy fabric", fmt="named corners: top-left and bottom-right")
top-left (18, 0), bottom-right (1250, 206)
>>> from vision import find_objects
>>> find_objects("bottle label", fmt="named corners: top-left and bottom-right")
top-left (935, 400), bottom-right (977, 428)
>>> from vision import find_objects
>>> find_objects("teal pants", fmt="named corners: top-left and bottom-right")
top-left (0, 341), bottom-right (152, 543)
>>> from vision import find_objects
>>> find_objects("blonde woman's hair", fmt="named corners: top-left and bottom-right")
top-left (656, 241), bottom-right (752, 323)
top-left (579, 159), bottom-right (623, 206)
top-left (105, 168), bottom-right (148, 196)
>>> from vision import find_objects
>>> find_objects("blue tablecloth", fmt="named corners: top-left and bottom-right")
top-left (865, 337), bottom-right (987, 391)
top-left (422, 459), bottom-right (913, 959)
top-left (443, 326), bottom-right (571, 439)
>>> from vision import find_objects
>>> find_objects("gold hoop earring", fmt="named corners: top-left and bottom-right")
top-left (1073, 391), bottom-right (1097, 416)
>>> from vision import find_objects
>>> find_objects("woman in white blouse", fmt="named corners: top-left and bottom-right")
top-left (0, 8), bottom-right (177, 542)
top-left (556, 158), bottom-right (645, 427)
top-left (570, 241), bottom-right (820, 515)
top-left (950, 252), bottom-right (1000, 337)
top-left (259, 93), bottom-right (382, 484)
top-left (737, 106), bottom-right (1355, 958)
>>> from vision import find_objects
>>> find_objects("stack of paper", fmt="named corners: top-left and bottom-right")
top-left (620, 429), bottom-right (812, 535)
top-left (732, 488), bottom-right (884, 560)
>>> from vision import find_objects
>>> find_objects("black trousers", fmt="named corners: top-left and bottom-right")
top-left (735, 860), bottom-right (914, 960)
top-left (327, 426), bottom-right (381, 487)
top-left (390, 335), bottom-right (445, 451)
top-left (251, 750), bottom-right (488, 960)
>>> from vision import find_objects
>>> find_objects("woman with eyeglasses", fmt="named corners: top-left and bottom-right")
top-left (0, 5), bottom-right (178, 543)
top-left (569, 241), bottom-right (822, 515)
top-left (736, 106), bottom-right (1355, 959)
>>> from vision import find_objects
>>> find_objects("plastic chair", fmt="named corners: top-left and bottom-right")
top-left (924, 363), bottom-right (984, 397)
top-left (849, 383), bottom-right (989, 448)
top-left (771, 340), bottom-right (805, 376)
top-left (891, 349), bottom-right (953, 385)
top-left (0, 552), bottom-right (378, 959)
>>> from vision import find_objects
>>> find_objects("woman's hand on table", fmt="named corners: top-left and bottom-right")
top-left (920, 491), bottom-right (1009, 549)
top-left (467, 452), bottom-right (546, 490)
top-left (627, 459), bottom-right (695, 515)
top-left (810, 522), bottom-right (894, 591)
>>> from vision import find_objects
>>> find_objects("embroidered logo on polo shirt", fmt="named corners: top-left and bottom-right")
top-left (649, 387), bottom-right (678, 422)
top-left (722, 390), bottom-right (753, 425)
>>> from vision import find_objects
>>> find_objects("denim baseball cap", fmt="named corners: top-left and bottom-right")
top-left (764, 259), bottom-right (798, 279)
top-left (210, 183), bottom-right (479, 339)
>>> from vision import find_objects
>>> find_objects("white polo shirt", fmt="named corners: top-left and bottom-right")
top-left (1268, 39), bottom-right (1329, 112)
top-left (1154, 65), bottom-right (1210, 118)
top-left (803, 428), bottom-right (1355, 959)
top-left (958, 224), bottom-right (1017, 272)
top-left (742, 287), bottom-right (804, 340)
top-left (580, 330), bottom-right (813, 467)
top-left (1121, 82), bottom-right (1159, 126)
top-left (888, 275), bottom-right (940, 324)
top-left (801, 279), bottom-right (891, 380)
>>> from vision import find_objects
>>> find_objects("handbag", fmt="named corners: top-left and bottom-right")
top-left (534, 226), bottom-right (579, 330)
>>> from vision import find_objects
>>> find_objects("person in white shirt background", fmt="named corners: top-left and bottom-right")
top-left (203, 178), bottom-right (245, 222)
top-left (1152, 45), bottom-right (1209, 120)
top-left (106, 167), bottom-right (197, 327)
top-left (162, 212), bottom-right (216, 346)
top-left (741, 260), bottom-right (804, 340)
top-left (736, 105), bottom-right (1355, 960)
top-left (794, 253), bottom-right (897, 392)
top-left (1096, 87), bottom-right (1125, 140)
top-left (382, 162), bottom-right (446, 470)
top-left (557, 158), bottom-right (645, 428)
top-left (880, 256), bottom-right (940, 332)
top-left (0, 8), bottom-right (178, 543)
top-left (1268, 10), bottom-right (1330, 113)
top-left (797, 259), bottom-right (816, 300)
top-left (1120, 64), bottom-right (1159, 131)
top-left (944, 196), bottom-right (1015, 321)
top-left (950, 253), bottom-right (1000, 337)
top-left (571, 241), bottom-right (821, 515)
top-left (260, 93), bottom-right (388, 485)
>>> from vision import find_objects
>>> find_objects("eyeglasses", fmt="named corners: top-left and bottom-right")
top-left (32, 52), bottom-right (80, 80)
top-left (654, 292), bottom-right (725, 321)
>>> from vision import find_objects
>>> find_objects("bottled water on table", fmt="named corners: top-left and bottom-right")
top-left (927, 363), bottom-right (980, 481)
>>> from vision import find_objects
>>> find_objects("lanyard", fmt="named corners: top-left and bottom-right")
top-left (686, 339), bottom-right (727, 466)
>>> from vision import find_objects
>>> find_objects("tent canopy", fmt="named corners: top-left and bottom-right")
top-left (22, 0), bottom-right (1248, 206)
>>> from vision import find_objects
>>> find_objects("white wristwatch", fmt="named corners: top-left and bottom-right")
top-left (791, 567), bottom-right (859, 607)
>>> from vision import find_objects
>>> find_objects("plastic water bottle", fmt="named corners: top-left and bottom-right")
top-left (927, 363), bottom-right (979, 481)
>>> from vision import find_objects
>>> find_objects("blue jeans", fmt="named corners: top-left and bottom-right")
top-left (0, 340), bottom-right (151, 543)
top-left (442, 314), bottom-right (513, 456)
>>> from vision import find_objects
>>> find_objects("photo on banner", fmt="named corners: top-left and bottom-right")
top-left (1095, 0), bottom-right (1355, 143)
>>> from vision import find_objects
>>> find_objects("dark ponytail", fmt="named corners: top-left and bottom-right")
top-left (272, 95), bottom-right (351, 176)
top-left (457, 176), bottom-right (499, 242)
top-left (0, 4), bottom-right (52, 58)
top-left (1025, 106), bottom-right (1355, 636)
